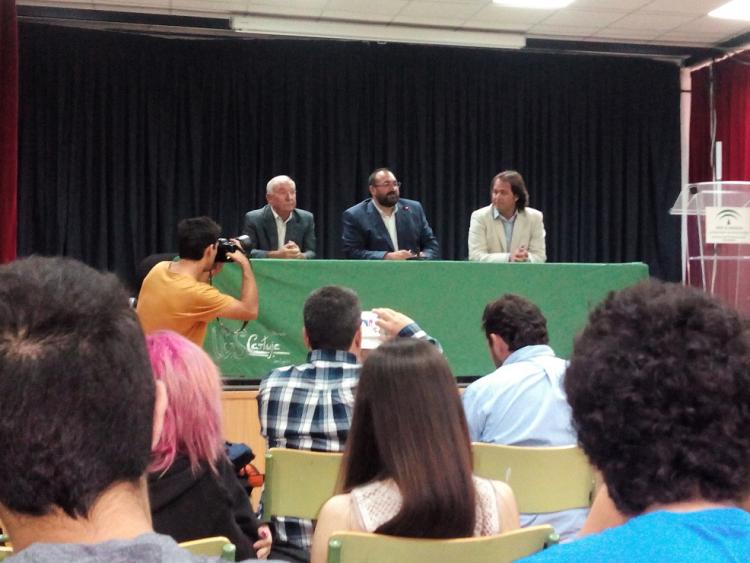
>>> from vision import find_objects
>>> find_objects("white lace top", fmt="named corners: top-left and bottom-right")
top-left (350, 475), bottom-right (500, 536)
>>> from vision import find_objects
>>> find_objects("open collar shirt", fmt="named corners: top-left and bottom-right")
top-left (270, 207), bottom-right (292, 251)
top-left (493, 206), bottom-right (517, 254)
top-left (373, 199), bottom-right (399, 251)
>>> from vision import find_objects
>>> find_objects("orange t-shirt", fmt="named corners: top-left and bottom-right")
top-left (136, 261), bottom-right (235, 347)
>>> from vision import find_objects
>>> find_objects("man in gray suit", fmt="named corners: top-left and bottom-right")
top-left (242, 175), bottom-right (316, 259)
top-left (468, 170), bottom-right (546, 263)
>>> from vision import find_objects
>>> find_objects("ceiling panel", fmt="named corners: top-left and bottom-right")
top-left (469, 5), bottom-right (553, 24)
top-left (539, 9), bottom-right (629, 27)
top-left (393, 14), bottom-right (469, 25)
top-left (673, 14), bottom-right (750, 34)
top-left (657, 30), bottom-right (733, 44)
top-left (397, 1), bottom-right (482, 19)
top-left (572, 0), bottom-right (650, 9)
top-left (642, 0), bottom-right (727, 15)
top-left (323, 0), bottom-right (409, 18)
top-left (606, 12), bottom-right (698, 31)
top-left (249, 0), bottom-right (327, 7)
top-left (171, 0), bottom-right (247, 12)
top-left (593, 27), bottom-right (662, 40)
top-left (528, 24), bottom-right (602, 37)
top-left (242, 5), bottom-right (325, 18)
top-left (317, 11), bottom-right (393, 24)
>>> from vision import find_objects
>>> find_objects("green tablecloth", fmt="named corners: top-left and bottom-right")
top-left (205, 260), bottom-right (648, 380)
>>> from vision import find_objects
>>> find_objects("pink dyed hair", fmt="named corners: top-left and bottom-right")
top-left (146, 331), bottom-right (224, 475)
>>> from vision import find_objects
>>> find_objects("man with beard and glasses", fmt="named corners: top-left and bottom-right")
top-left (341, 168), bottom-right (440, 260)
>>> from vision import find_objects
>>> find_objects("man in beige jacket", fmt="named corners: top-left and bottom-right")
top-left (468, 170), bottom-right (546, 263)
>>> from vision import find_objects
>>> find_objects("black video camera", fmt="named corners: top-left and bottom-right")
top-left (215, 235), bottom-right (253, 263)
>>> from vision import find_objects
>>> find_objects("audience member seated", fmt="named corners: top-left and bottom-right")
top-left (310, 339), bottom-right (520, 563)
top-left (258, 287), bottom-right (439, 562)
top-left (0, 256), bottom-right (269, 562)
top-left (146, 331), bottom-right (272, 560)
top-left (462, 294), bottom-right (583, 540)
top-left (523, 280), bottom-right (750, 561)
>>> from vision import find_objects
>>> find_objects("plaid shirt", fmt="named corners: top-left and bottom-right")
top-left (257, 323), bottom-right (438, 553)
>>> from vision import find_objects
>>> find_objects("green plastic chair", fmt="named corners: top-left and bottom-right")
top-left (327, 525), bottom-right (558, 563)
top-left (263, 448), bottom-right (343, 520)
top-left (472, 443), bottom-right (595, 513)
top-left (0, 533), bottom-right (11, 561)
top-left (179, 536), bottom-right (236, 561)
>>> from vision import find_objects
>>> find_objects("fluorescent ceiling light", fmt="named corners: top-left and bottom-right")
top-left (230, 16), bottom-right (525, 50)
top-left (493, 0), bottom-right (575, 8)
top-left (709, 0), bottom-right (750, 21)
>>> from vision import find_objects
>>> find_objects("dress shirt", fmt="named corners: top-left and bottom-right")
top-left (373, 201), bottom-right (399, 251)
top-left (258, 323), bottom-right (439, 553)
top-left (462, 344), bottom-right (585, 541)
top-left (463, 345), bottom-right (572, 446)
top-left (271, 208), bottom-right (292, 251)
top-left (494, 207), bottom-right (517, 260)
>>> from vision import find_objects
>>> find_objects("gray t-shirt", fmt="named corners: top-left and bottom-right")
top-left (6, 532), bottom-right (267, 562)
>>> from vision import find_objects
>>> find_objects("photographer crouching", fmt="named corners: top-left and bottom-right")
top-left (137, 216), bottom-right (258, 347)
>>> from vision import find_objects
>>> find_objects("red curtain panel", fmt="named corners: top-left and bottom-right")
top-left (688, 52), bottom-right (750, 315)
top-left (690, 52), bottom-right (750, 182)
top-left (0, 0), bottom-right (18, 263)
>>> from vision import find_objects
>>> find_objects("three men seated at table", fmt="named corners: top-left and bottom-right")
top-left (241, 168), bottom-right (547, 262)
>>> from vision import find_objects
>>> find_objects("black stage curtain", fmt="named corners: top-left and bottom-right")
top-left (18, 23), bottom-right (681, 288)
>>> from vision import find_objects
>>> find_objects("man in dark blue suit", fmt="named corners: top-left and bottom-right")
top-left (242, 175), bottom-right (316, 259)
top-left (341, 168), bottom-right (440, 260)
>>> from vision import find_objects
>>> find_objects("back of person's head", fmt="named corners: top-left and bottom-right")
top-left (566, 280), bottom-right (750, 516)
top-left (341, 339), bottom-right (476, 538)
top-left (482, 294), bottom-right (548, 351)
top-left (0, 256), bottom-right (155, 518)
top-left (303, 286), bottom-right (361, 351)
top-left (492, 170), bottom-right (529, 211)
top-left (177, 216), bottom-right (221, 260)
top-left (147, 331), bottom-right (224, 475)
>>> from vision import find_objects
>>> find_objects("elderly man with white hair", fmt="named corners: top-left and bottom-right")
top-left (242, 175), bottom-right (316, 259)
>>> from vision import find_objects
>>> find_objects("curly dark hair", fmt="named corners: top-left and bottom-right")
top-left (482, 294), bottom-right (548, 351)
top-left (566, 280), bottom-right (750, 515)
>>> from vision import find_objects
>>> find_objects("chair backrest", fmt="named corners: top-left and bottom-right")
top-left (0, 533), bottom-right (11, 561)
top-left (472, 443), bottom-right (595, 513)
top-left (179, 536), bottom-right (236, 561)
top-left (263, 448), bottom-right (343, 521)
top-left (326, 525), bottom-right (557, 563)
